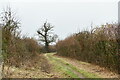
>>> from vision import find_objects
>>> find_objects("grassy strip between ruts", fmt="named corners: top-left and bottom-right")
top-left (45, 53), bottom-right (100, 78)
top-left (45, 53), bottom-right (79, 78)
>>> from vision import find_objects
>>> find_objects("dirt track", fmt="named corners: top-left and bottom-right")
top-left (3, 53), bottom-right (120, 78)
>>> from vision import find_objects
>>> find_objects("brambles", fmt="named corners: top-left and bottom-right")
top-left (0, 7), bottom-right (42, 75)
top-left (56, 23), bottom-right (119, 74)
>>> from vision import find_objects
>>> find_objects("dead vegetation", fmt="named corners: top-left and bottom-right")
top-left (54, 54), bottom-right (120, 78)
top-left (3, 54), bottom-right (52, 78)
top-left (56, 23), bottom-right (120, 74)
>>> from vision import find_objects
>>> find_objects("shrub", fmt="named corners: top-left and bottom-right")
top-left (56, 23), bottom-right (119, 73)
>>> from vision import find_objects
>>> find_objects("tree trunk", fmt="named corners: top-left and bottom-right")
top-left (45, 36), bottom-right (49, 53)
top-left (45, 42), bottom-right (49, 53)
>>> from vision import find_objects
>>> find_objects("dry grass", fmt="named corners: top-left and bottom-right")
top-left (3, 54), bottom-right (52, 78)
top-left (54, 54), bottom-right (119, 78)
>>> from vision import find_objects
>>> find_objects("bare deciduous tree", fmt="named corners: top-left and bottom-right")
top-left (37, 21), bottom-right (57, 53)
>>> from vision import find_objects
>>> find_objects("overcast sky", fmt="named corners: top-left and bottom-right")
top-left (0, 0), bottom-right (119, 39)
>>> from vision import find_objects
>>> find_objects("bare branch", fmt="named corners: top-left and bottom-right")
top-left (37, 21), bottom-right (57, 52)
top-left (37, 30), bottom-right (45, 37)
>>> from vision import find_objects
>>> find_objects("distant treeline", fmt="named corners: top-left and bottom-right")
top-left (56, 24), bottom-right (120, 74)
